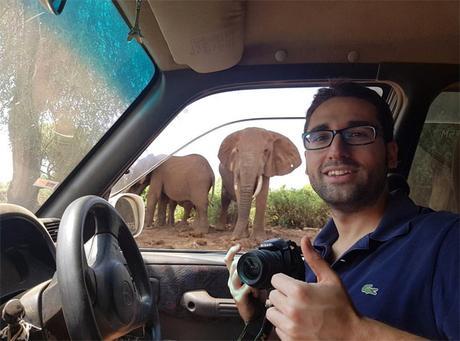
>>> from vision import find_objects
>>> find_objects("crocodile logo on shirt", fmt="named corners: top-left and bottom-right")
top-left (361, 283), bottom-right (379, 296)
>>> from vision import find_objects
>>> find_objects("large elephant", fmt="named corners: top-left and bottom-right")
top-left (218, 127), bottom-right (301, 240)
top-left (142, 154), bottom-right (214, 233)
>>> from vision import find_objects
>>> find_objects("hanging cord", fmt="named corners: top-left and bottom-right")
top-left (236, 302), bottom-right (273, 341)
top-left (253, 314), bottom-right (273, 341)
top-left (127, 0), bottom-right (143, 44)
top-left (236, 321), bottom-right (250, 341)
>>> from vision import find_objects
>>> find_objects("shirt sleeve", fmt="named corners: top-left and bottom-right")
top-left (432, 216), bottom-right (460, 340)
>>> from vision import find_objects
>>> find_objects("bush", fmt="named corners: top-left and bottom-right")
top-left (210, 181), bottom-right (328, 229)
top-left (266, 185), bottom-right (329, 229)
top-left (140, 180), bottom-right (329, 229)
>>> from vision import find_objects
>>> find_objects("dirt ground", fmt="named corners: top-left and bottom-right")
top-left (135, 222), bottom-right (320, 251)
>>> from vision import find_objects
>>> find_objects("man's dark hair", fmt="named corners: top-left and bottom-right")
top-left (304, 82), bottom-right (394, 142)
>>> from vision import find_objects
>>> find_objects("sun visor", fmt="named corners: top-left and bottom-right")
top-left (148, 1), bottom-right (245, 73)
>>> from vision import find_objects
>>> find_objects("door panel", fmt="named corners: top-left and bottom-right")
top-left (143, 251), bottom-right (245, 340)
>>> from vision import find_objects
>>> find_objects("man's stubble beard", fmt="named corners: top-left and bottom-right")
top-left (309, 160), bottom-right (388, 213)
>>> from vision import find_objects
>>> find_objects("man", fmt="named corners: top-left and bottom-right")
top-left (225, 82), bottom-right (459, 340)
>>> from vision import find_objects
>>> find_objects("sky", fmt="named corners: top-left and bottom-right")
top-left (1, 87), bottom-right (318, 190)
top-left (140, 87), bottom-right (318, 189)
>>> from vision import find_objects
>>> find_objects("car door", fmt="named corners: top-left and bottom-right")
top-left (143, 250), bottom-right (243, 340)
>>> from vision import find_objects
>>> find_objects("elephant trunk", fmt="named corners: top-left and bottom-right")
top-left (232, 155), bottom-right (264, 239)
top-left (232, 184), bottom-right (254, 238)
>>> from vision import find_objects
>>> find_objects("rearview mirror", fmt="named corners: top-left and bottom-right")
top-left (38, 0), bottom-right (67, 15)
top-left (109, 193), bottom-right (145, 238)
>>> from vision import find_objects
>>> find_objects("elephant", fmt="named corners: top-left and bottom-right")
top-left (128, 176), bottom-right (194, 226)
top-left (217, 127), bottom-right (301, 240)
top-left (140, 154), bottom-right (214, 233)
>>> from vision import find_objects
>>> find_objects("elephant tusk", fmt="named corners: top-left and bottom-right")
top-left (234, 175), bottom-right (239, 201)
top-left (253, 175), bottom-right (263, 199)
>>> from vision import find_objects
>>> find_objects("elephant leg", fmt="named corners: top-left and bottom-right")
top-left (144, 184), bottom-right (161, 228)
top-left (168, 199), bottom-right (177, 225)
top-left (182, 202), bottom-right (193, 223)
top-left (193, 204), bottom-right (209, 233)
top-left (191, 193), bottom-right (209, 233)
top-left (217, 187), bottom-right (232, 230)
top-left (252, 176), bottom-right (270, 241)
top-left (157, 192), bottom-right (168, 226)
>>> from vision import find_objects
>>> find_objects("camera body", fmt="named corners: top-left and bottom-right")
top-left (237, 238), bottom-right (305, 289)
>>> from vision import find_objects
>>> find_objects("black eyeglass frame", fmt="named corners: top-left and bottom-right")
top-left (302, 125), bottom-right (378, 150)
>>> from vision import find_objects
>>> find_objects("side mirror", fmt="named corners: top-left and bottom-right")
top-left (38, 0), bottom-right (67, 15)
top-left (109, 193), bottom-right (145, 238)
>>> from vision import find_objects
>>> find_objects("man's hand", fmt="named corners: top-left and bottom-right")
top-left (265, 236), bottom-right (362, 340)
top-left (224, 244), bottom-right (266, 322)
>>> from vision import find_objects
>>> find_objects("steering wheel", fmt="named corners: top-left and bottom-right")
top-left (56, 195), bottom-right (160, 340)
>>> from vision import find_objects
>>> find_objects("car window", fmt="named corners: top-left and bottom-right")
top-left (0, 0), bottom-right (155, 212)
top-left (116, 86), bottom-right (385, 251)
top-left (408, 90), bottom-right (460, 213)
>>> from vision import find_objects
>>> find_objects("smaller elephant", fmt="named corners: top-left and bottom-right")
top-left (128, 174), bottom-right (194, 227)
top-left (218, 127), bottom-right (301, 240)
top-left (142, 154), bottom-right (214, 233)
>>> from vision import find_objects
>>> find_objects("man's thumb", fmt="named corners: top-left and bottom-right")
top-left (301, 236), bottom-right (338, 283)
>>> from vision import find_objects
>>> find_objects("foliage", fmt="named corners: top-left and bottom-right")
top-left (140, 179), bottom-right (329, 229)
top-left (266, 185), bottom-right (329, 229)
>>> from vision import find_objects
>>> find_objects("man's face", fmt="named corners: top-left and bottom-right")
top-left (304, 97), bottom-right (397, 212)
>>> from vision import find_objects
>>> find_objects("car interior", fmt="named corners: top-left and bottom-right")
top-left (0, 0), bottom-right (458, 340)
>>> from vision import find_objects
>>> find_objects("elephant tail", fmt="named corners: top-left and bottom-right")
top-left (208, 173), bottom-right (216, 207)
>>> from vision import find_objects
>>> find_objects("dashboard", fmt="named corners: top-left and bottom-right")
top-left (0, 205), bottom-right (56, 305)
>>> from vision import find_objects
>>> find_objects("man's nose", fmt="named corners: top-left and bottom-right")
top-left (326, 134), bottom-right (350, 159)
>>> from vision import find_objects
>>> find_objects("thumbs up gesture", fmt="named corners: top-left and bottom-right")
top-left (265, 236), bottom-right (362, 340)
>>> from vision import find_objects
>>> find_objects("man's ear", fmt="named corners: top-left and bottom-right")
top-left (386, 141), bottom-right (398, 169)
top-left (304, 150), bottom-right (310, 175)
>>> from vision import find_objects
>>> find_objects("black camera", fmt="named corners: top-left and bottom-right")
top-left (237, 238), bottom-right (305, 289)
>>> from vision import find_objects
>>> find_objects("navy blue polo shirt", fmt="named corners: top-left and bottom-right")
top-left (306, 191), bottom-right (459, 340)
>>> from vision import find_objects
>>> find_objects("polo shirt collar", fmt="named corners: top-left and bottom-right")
top-left (313, 190), bottom-right (422, 252)
top-left (369, 190), bottom-right (421, 242)
top-left (314, 219), bottom-right (337, 245)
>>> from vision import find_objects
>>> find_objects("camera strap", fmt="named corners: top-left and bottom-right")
top-left (235, 304), bottom-right (273, 341)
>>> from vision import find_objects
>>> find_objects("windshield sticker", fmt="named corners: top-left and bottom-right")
top-left (33, 178), bottom-right (59, 190)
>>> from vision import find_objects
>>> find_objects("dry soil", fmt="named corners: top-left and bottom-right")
top-left (135, 222), bottom-right (320, 252)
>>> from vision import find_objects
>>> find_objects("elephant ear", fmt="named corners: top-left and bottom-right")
top-left (218, 131), bottom-right (240, 170)
top-left (264, 132), bottom-right (302, 177)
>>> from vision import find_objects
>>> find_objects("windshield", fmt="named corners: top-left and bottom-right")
top-left (0, 0), bottom-right (155, 212)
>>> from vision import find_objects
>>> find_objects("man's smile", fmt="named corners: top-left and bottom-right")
top-left (324, 169), bottom-right (354, 177)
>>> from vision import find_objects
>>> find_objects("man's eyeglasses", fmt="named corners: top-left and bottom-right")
top-left (302, 125), bottom-right (378, 150)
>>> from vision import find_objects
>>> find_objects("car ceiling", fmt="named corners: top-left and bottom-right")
top-left (115, 0), bottom-right (460, 73)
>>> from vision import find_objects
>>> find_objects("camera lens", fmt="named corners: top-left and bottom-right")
top-left (239, 255), bottom-right (262, 281)
top-left (237, 249), bottom-right (285, 289)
